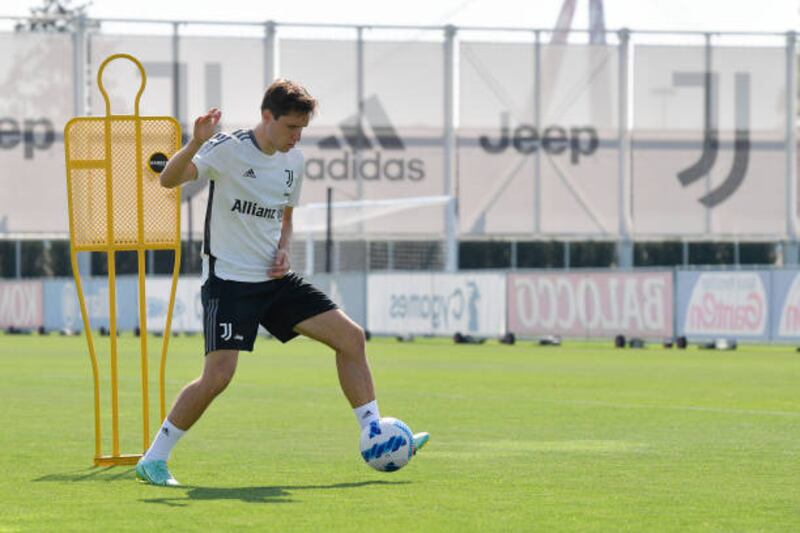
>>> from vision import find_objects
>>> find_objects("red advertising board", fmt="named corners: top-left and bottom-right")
top-left (508, 271), bottom-right (673, 338)
top-left (0, 281), bottom-right (44, 329)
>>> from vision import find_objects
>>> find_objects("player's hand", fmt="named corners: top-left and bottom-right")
top-left (268, 248), bottom-right (290, 279)
top-left (192, 108), bottom-right (222, 146)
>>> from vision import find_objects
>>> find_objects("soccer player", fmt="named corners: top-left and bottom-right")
top-left (136, 79), bottom-right (429, 486)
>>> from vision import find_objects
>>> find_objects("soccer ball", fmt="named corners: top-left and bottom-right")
top-left (359, 417), bottom-right (414, 472)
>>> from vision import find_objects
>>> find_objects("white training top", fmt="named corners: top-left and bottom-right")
top-left (192, 129), bottom-right (304, 282)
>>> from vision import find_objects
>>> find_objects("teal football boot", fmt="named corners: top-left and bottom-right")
top-left (135, 458), bottom-right (180, 486)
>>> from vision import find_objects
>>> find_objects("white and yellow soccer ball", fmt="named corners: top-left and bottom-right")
top-left (359, 417), bottom-right (414, 472)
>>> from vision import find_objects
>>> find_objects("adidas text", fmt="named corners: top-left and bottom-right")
top-left (306, 151), bottom-right (425, 182)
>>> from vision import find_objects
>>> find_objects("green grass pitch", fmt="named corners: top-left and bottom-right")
top-left (0, 333), bottom-right (799, 531)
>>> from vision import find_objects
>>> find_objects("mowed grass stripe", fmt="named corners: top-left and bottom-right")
top-left (0, 334), bottom-right (798, 532)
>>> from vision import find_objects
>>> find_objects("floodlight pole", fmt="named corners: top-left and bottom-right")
top-left (172, 22), bottom-right (181, 126)
top-left (73, 13), bottom-right (91, 277)
top-left (703, 33), bottom-right (713, 236)
top-left (534, 30), bottom-right (542, 234)
top-left (326, 187), bottom-right (333, 273)
top-left (785, 31), bottom-right (798, 265)
top-left (616, 28), bottom-right (633, 269)
top-left (264, 20), bottom-right (277, 85)
top-left (14, 240), bottom-right (21, 279)
top-left (444, 24), bottom-right (458, 272)
top-left (355, 26), bottom-right (365, 236)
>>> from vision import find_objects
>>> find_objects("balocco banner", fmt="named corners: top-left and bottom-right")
top-left (0, 280), bottom-right (43, 329)
top-left (507, 271), bottom-right (673, 338)
top-left (367, 273), bottom-right (506, 337)
top-left (676, 271), bottom-right (769, 339)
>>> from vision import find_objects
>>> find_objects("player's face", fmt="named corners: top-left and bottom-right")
top-left (266, 111), bottom-right (310, 152)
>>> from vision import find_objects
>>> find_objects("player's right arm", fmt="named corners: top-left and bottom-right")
top-left (159, 108), bottom-right (222, 188)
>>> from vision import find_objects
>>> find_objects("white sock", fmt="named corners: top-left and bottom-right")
top-left (143, 419), bottom-right (186, 462)
top-left (353, 400), bottom-right (380, 430)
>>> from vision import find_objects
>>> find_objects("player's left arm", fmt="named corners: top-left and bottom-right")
top-left (269, 206), bottom-right (293, 279)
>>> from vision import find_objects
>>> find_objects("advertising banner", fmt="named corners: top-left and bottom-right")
top-left (676, 271), bottom-right (769, 339)
top-left (0, 32), bottom-right (73, 237)
top-left (367, 273), bottom-right (506, 336)
top-left (42, 277), bottom-right (139, 332)
top-left (143, 274), bottom-right (366, 335)
top-left (633, 46), bottom-right (787, 238)
top-left (2, 32), bottom-right (792, 242)
top-left (458, 42), bottom-right (619, 237)
top-left (283, 39), bottom-right (446, 237)
top-left (144, 277), bottom-right (204, 333)
top-left (507, 271), bottom-right (673, 338)
top-left (307, 273), bottom-right (367, 329)
top-left (0, 280), bottom-right (43, 329)
top-left (770, 270), bottom-right (800, 340)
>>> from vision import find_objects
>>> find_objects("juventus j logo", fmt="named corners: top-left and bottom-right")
top-left (673, 71), bottom-right (750, 208)
top-left (284, 169), bottom-right (294, 188)
top-left (220, 323), bottom-right (233, 341)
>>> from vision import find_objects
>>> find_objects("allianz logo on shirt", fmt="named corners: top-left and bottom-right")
top-left (230, 199), bottom-right (282, 220)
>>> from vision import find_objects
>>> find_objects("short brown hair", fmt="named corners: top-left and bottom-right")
top-left (261, 79), bottom-right (317, 119)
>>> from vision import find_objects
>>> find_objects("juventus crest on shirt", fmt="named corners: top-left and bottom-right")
top-left (192, 129), bottom-right (304, 282)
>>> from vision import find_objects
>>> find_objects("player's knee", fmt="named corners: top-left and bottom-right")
top-left (338, 324), bottom-right (366, 358)
top-left (215, 370), bottom-right (235, 393)
top-left (201, 357), bottom-right (237, 396)
top-left (353, 325), bottom-right (366, 353)
top-left (204, 369), bottom-right (234, 396)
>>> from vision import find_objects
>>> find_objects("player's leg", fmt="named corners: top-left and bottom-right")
top-left (293, 309), bottom-right (430, 453)
top-left (168, 349), bottom-right (239, 429)
top-left (136, 349), bottom-right (239, 486)
top-left (138, 274), bottom-right (259, 486)
top-left (294, 308), bottom-right (373, 408)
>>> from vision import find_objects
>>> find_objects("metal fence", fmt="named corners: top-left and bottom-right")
top-left (1, 15), bottom-right (798, 276)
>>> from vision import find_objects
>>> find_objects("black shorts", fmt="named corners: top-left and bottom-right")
top-left (201, 272), bottom-right (338, 354)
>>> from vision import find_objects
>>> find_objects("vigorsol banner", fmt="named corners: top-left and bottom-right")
top-left (507, 271), bottom-right (673, 338)
top-left (367, 273), bottom-right (506, 336)
top-left (0, 280), bottom-right (43, 329)
top-left (676, 271), bottom-right (769, 339)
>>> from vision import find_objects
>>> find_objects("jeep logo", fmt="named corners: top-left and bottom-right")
top-left (479, 112), bottom-right (599, 163)
top-left (0, 118), bottom-right (55, 159)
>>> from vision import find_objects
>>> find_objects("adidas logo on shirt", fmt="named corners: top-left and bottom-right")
top-left (243, 168), bottom-right (256, 179)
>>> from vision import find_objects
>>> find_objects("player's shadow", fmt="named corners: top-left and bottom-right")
top-left (33, 466), bottom-right (136, 483)
top-left (142, 480), bottom-right (410, 507)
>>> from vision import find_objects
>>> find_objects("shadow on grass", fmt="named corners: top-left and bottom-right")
top-left (142, 480), bottom-right (411, 507)
top-left (33, 466), bottom-right (136, 483)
